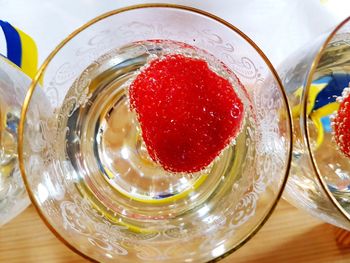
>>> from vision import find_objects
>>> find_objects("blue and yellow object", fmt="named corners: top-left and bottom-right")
top-left (293, 73), bottom-right (350, 147)
top-left (0, 20), bottom-right (38, 79)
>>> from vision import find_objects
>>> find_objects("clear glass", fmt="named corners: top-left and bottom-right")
top-left (0, 57), bottom-right (30, 227)
top-left (280, 17), bottom-right (350, 230)
top-left (19, 4), bottom-right (292, 262)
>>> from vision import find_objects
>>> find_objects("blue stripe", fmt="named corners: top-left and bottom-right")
top-left (313, 73), bottom-right (350, 111)
top-left (321, 116), bottom-right (332, 133)
top-left (0, 20), bottom-right (22, 67)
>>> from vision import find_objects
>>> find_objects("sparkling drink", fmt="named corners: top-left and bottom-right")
top-left (0, 101), bottom-right (20, 193)
top-left (0, 58), bottom-right (29, 226)
top-left (59, 40), bottom-right (254, 229)
top-left (281, 31), bottom-right (350, 228)
top-left (19, 5), bottom-right (292, 262)
top-left (303, 41), bottom-right (350, 207)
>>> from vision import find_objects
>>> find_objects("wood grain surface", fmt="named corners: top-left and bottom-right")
top-left (0, 200), bottom-right (349, 263)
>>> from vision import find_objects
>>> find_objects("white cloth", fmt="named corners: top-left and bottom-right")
top-left (0, 0), bottom-right (348, 66)
top-left (0, 26), bottom-right (6, 56)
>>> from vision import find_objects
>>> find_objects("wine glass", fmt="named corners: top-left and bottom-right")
top-left (18, 4), bottom-right (292, 262)
top-left (0, 56), bottom-right (30, 226)
top-left (280, 17), bottom-right (350, 229)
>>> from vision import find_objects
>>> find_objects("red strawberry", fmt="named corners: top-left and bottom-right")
top-left (333, 88), bottom-right (350, 157)
top-left (129, 54), bottom-right (244, 173)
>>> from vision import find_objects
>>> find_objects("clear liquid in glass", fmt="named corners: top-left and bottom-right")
top-left (296, 39), bottom-right (350, 210)
top-left (57, 40), bottom-right (258, 232)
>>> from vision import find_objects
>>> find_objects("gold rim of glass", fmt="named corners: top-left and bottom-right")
top-left (18, 3), bottom-right (293, 262)
top-left (303, 16), bottom-right (350, 224)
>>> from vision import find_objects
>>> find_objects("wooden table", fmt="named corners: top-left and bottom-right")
top-left (1, 200), bottom-right (349, 263)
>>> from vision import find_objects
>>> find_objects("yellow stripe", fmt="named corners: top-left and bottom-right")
top-left (306, 83), bottom-right (328, 114)
top-left (311, 115), bottom-right (324, 148)
top-left (292, 83), bottom-right (328, 117)
top-left (104, 164), bottom-right (208, 204)
top-left (292, 104), bottom-right (301, 118)
top-left (310, 102), bottom-right (339, 148)
top-left (15, 27), bottom-right (38, 79)
top-left (312, 102), bottom-right (339, 118)
top-left (292, 84), bottom-right (336, 148)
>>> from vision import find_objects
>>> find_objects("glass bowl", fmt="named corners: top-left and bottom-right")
top-left (280, 17), bottom-right (350, 230)
top-left (0, 56), bottom-right (30, 227)
top-left (19, 4), bottom-right (292, 262)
